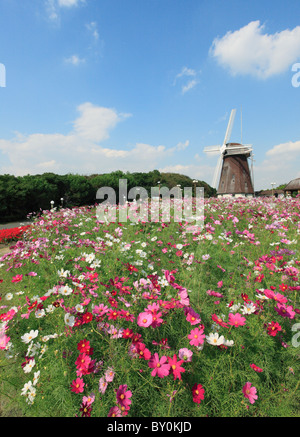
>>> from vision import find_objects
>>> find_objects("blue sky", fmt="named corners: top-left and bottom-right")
top-left (0, 0), bottom-right (300, 191)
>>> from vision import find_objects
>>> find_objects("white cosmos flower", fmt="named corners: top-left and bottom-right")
top-left (206, 332), bottom-right (225, 346)
top-left (27, 386), bottom-right (36, 404)
top-left (35, 309), bottom-right (45, 318)
top-left (21, 330), bottom-right (39, 344)
top-left (21, 381), bottom-right (33, 396)
top-left (85, 253), bottom-right (95, 263)
top-left (57, 269), bottom-right (70, 278)
top-left (46, 304), bottom-right (55, 313)
top-left (75, 304), bottom-right (84, 313)
top-left (23, 359), bottom-right (36, 373)
top-left (241, 303), bottom-right (256, 315)
top-left (64, 313), bottom-right (75, 327)
top-left (33, 370), bottom-right (40, 386)
top-left (223, 339), bottom-right (234, 347)
top-left (5, 293), bottom-right (13, 300)
top-left (59, 285), bottom-right (73, 296)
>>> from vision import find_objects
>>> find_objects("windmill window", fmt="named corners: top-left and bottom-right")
top-left (231, 175), bottom-right (235, 183)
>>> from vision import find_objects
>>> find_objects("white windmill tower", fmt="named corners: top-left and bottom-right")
top-left (204, 109), bottom-right (254, 197)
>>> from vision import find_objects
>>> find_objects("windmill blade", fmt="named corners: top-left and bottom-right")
top-left (251, 154), bottom-right (255, 190)
top-left (223, 109), bottom-right (236, 145)
top-left (203, 145), bottom-right (221, 153)
top-left (212, 154), bottom-right (223, 188)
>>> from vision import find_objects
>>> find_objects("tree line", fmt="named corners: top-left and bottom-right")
top-left (0, 170), bottom-right (216, 223)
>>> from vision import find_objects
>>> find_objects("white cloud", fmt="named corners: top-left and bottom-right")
top-left (45, 0), bottom-right (85, 21)
top-left (266, 140), bottom-right (300, 157)
top-left (86, 21), bottom-right (99, 42)
top-left (0, 103), bottom-right (188, 177)
top-left (182, 79), bottom-right (198, 94)
top-left (64, 54), bottom-right (85, 65)
top-left (72, 102), bottom-right (131, 142)
top-left (173, 66), bottom-right (200, 94)
top-left (210, 20), bottom-right (300, 78)
top-left (58, 0), bottom-right (85, 7)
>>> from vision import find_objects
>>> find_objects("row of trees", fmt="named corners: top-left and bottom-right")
top-left (0, 171), bottom-right (216, 223)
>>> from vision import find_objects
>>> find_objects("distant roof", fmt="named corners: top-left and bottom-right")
top-left (284, 178), bottom-right (300, 191)
top-left (258, 189), bottom-right (284, 195)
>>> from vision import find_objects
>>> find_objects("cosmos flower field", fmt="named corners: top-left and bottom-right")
top-left (0, 196), bottom-right (299, 417)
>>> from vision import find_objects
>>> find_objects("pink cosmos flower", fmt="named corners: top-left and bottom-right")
top-left (105, 367), bottom-right (115, 382)
top-left (107, 406), bottom-right (122, 417)
top-left (116, 384), bottom-right (132, 410)
top-left (148, 353), bottom-right (170, 378)
top-left (178, 348), bottom-right (193, 362)
top-left (207, 290), bottom-right (223, 298)
top-left (92, 303), bottom-right (109, 317)
top-left (137, 312), bottom-right (153, 328)
top-left (242, 382), bottom-right (258, 404)
top-left (188, 327), bottom-right (205, 347)
top-left (0, 333), bottom-right (10, 350)
top-left (99, 376), bottom-right (108, 394)
top-left (82, 393), bottom-right (95, 405)
top-left (228, 312), bottom-right (246, 327)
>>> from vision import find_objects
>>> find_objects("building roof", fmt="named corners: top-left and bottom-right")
top-left (284, 178), bottom-right (300, 191)
top-left (258, 189), bottom-right (284, 196)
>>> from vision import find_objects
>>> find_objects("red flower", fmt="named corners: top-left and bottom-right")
top-left (192, 383), bottom-right (205, 404)
top-left (82, 312), bottom-right (93, 324)
top-left (167, 354), bottom-right (185, 380)
top-left (107, 308), bottom-right (119, 320)
top-left (122, 328), bottom-right (133, 339)
top-left (136, 342), bottom-right (151, 360)
top-left (125, 263), bottom-right (138, 273)
top-left (79, 401), bottom-right (92, 417)
top-left (241, 293), bottom-right (250, 303)
top-left (77, 339), bottom-right (91, 354)
top-left (267, 321), bottom-right (282, 337)
top-left (11, 274), bottom-right (23, 283)
top-left (70, 377), bottom-right (85, 393)
top-left (279, 283), bottom-right (288, 292)
top-left (250, 363), bottom-right (263, 372)
top-left (211, 313), bottom-right (229, 328)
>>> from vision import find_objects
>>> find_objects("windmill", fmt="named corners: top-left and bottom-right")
top-left (204, 109), bottom-right (254, 197)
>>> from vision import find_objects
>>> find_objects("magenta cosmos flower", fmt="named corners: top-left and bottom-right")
top-left (188, 327), bottom-right (205, 347)
top-left (11, 274), bottom-right (23, 283)
top-left (137, 312), bottom-right (153, 328)
top-left (167, 354), bottom-right (185, 380)
top-left (192, 383), bottom-right (205, 404)
top-left (116, 384), bottom-right (132, 410)
top-left (70, 377), bottom-right (85, 393)
top-left (242, 382), bottom-right (258, 404)
top-left (148, 353), bottom-right (170, 378)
